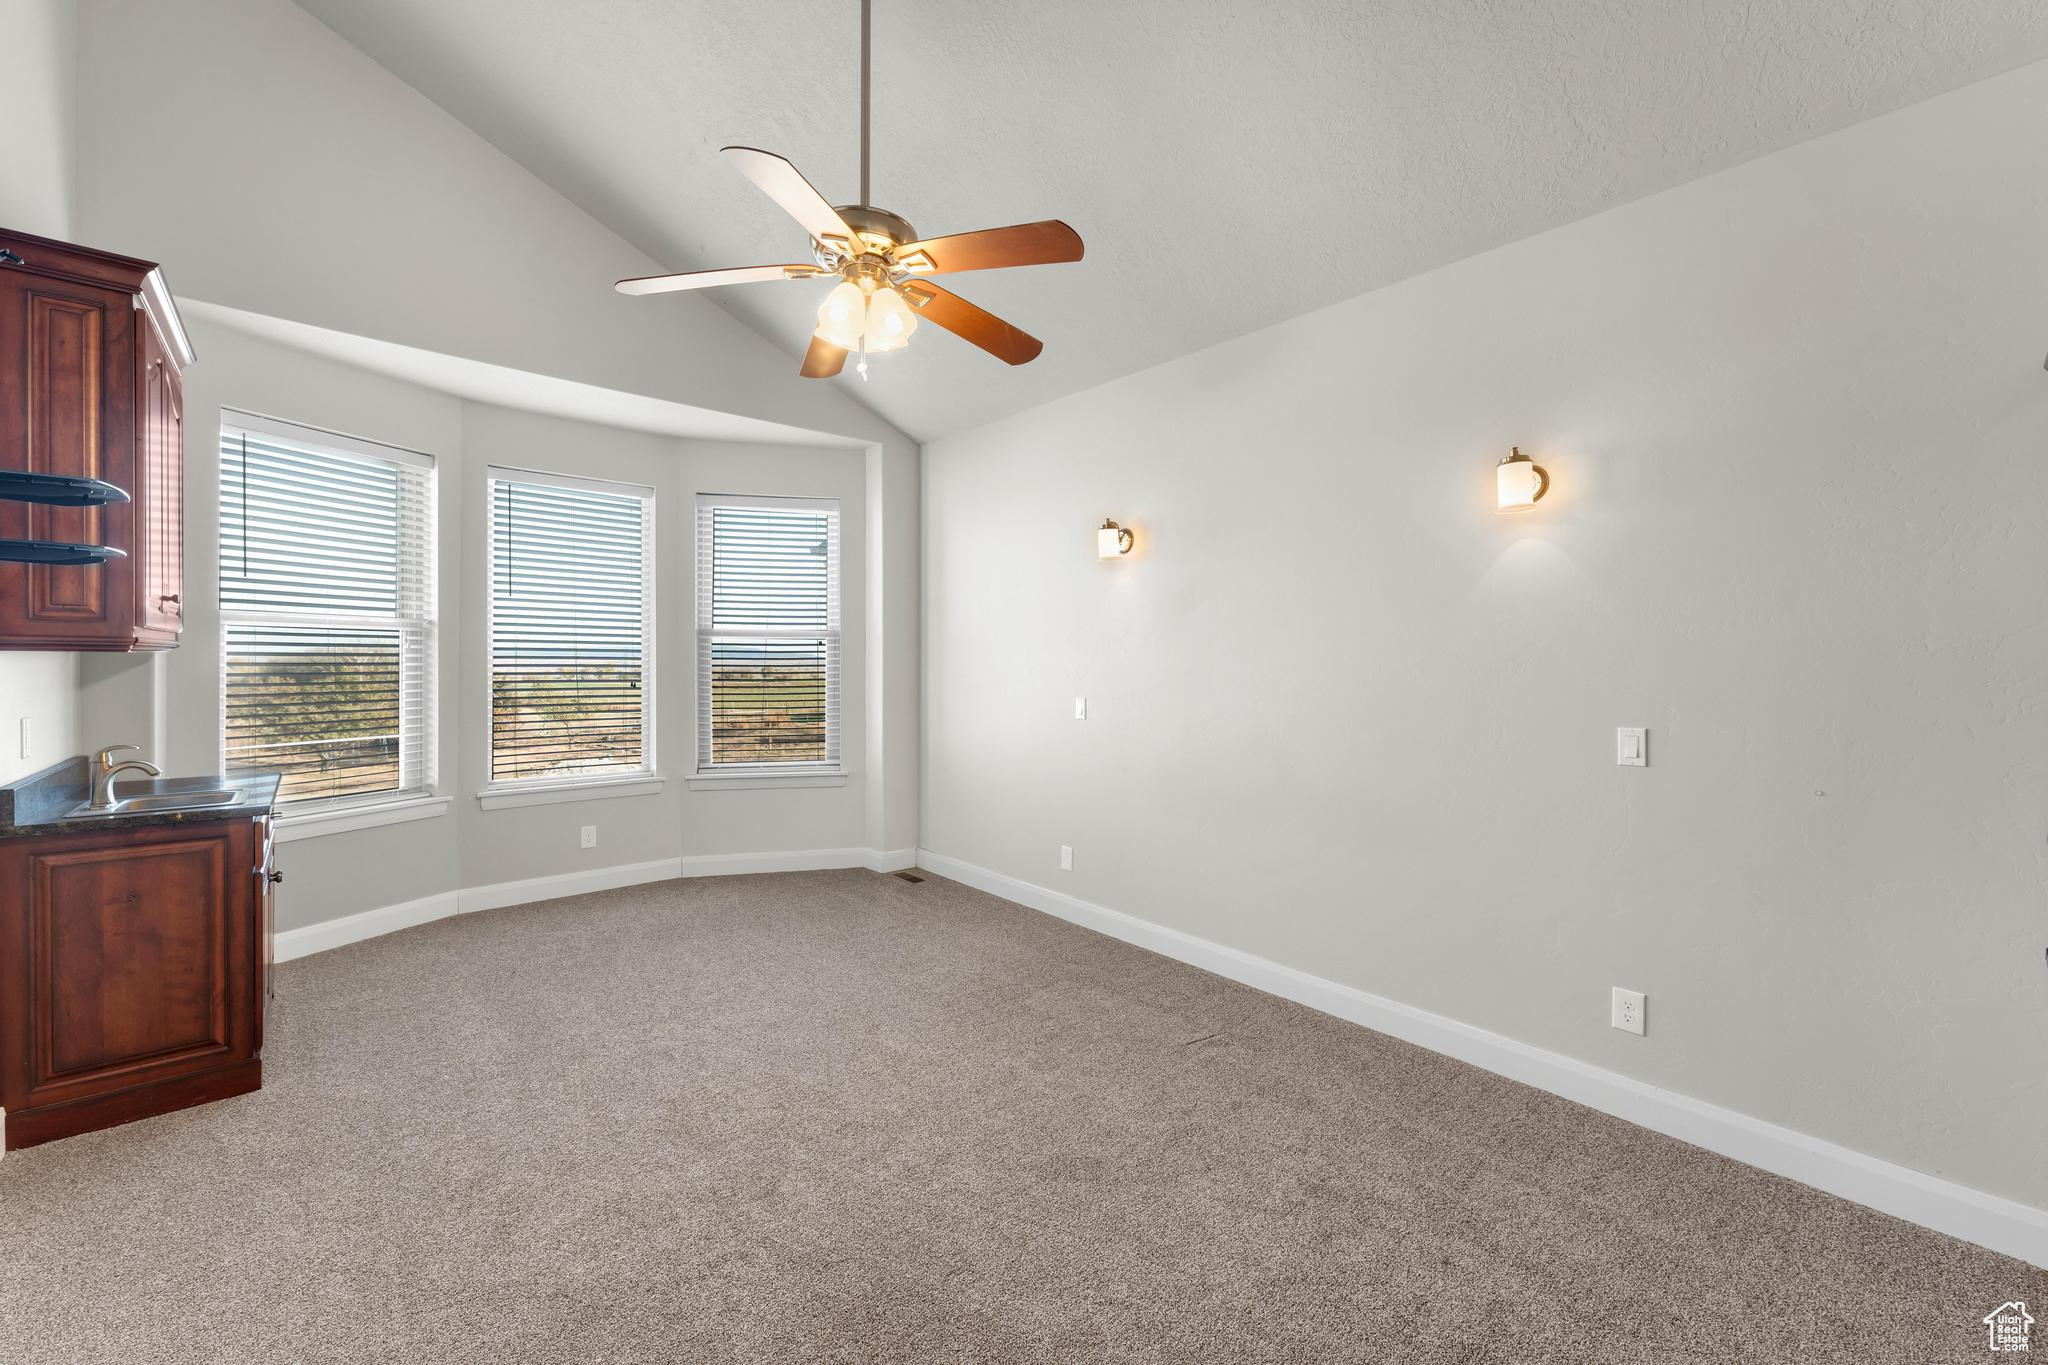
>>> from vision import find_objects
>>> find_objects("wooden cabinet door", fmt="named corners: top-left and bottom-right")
top-left (135, 316), bottom-right (185, 643)
top-left (0, 268), bottom-right (139, 645)
top-left (0, 822), bottom-right (256, 1119)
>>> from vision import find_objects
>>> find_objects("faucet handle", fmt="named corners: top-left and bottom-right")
top-left (96, 744), bottom-right (140, 771)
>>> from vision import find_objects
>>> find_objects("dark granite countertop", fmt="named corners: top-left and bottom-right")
top-left (0, 756), bottom-right (280, 839)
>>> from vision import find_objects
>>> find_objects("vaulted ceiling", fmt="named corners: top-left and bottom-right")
top-left (293, 0), bottom-right (2047, 442)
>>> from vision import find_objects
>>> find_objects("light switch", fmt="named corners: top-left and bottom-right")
top-left (1617, 727), bottom-right (1647, 766)
top-left (1074, 697), bottom-right (1087, 720)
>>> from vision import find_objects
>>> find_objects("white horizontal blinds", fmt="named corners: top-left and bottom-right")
top-left (488, 471), bottom-right (654, 785)
top-left (219, 418), bottom-right (435, 810)
top-left (696, 496), bottom-right (840, 770)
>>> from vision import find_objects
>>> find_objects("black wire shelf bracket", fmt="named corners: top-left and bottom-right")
top-left (0, 539), bottom-right (128, 566)
top-left (0, 470), bottom-right (130, 507)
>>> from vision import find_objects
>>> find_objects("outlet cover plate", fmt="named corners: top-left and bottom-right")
top-left (1611, 986), bottom-right (1646, 1035)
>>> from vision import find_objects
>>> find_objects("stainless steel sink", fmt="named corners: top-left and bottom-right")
top-left (66, 776), bottom-right (244, 818)
top-left (101, 790), bottom-right (242, 813)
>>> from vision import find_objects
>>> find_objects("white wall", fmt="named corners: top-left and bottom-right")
top-left (169, 320), bottom-right (465, 929)
top-left (0, 0), bottom-right (75, 238)
top-left (71, 0), bottom-right (918, 850)
top-left (0, 0), bottom-right (83, 784)
top-left (454, 409), bottom-right (870, 886)
top-left (0, 657), bottom-right (80, 784)
top-left (921, 61), bottom-right (2048, 1211)
top-left (167, 319), bottom-right (874, 932)
top-left (71, 0), bottom-right (901, 454)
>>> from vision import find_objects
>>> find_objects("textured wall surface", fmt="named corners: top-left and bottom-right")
top-left (290, 0), bottom-right (2048, 439)
top-left (921, 62), bottom-right (2048, 1207)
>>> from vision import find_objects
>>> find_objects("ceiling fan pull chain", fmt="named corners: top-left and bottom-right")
top-left (857, 292), bottom-right (872, 379)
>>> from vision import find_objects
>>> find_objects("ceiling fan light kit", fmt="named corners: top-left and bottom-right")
top-left (615, 0), bottom-right (1082, 380)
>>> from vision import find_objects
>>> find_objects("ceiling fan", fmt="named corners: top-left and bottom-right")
top-left (614, 0), bottom-right (1082, 381)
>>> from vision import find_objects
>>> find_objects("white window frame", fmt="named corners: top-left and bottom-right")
top-left (477, 465), bottom-right (659, 808)
top-left (692, 493), bottom-right (844, 787)
top-left (218, 411), bottom-right (442, 833)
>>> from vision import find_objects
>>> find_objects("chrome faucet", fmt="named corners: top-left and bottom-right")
top-left (91, 744), bottom-right (163, 810)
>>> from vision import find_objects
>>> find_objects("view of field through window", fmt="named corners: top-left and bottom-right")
top-left (219, 427), bottom-right (431, 806)
top-left (489, 475), bottom-right (651, 784)
top-left (699, 501), bottom-right (838, 768)
top-left (223, 624), bottom-right (405, 801)
top-left (707, 638), bottom-right (830, 764)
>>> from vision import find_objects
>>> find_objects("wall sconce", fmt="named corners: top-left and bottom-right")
top-left (1097, 519), bottom-right (1135, 558)
top-left (1495, 447), bottom-right (1550, 514)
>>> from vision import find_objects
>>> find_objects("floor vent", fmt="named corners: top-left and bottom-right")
top-left (892, 871), bottom-right (926, 883)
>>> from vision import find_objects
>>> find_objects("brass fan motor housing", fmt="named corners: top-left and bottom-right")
top-left (815, 204), bottom-right (920, 269)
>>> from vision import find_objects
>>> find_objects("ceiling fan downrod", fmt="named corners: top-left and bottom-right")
top-left (859, 0), bottom-right (871, 208)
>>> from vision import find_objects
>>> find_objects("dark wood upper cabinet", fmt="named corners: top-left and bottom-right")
top-left (0, 229), bottom-right (194, 651)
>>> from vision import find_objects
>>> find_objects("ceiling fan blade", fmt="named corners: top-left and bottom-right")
top-left (800, 334), bottom-right (848, 378)
top-left (721, 146), bottom-right (856, 248)
top-left (894, 220), bottom-right (1083, 275)
top-left (898, 282), bottom-right (1043, 365)
top-left (615, 264), bottom-right (821, 296)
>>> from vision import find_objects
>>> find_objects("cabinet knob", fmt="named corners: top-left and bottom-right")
top-left (0, 249), bottom-right (24, 267)
top-left (268, 870), bottom-right (285, 884)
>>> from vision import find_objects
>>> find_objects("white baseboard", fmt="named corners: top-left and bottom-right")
top-left (914, 848), bottom-right (2048, 1270)
top-left (678, 847), bottom-right (877, 877)
top-left (276, 849), bottom-right (904, 962)
top-left (459, 857), bottom-right (683, 914)
top-left (274, 891), bottom-right (461, 963)
top-left (864, 846), bottom-right (917, 873)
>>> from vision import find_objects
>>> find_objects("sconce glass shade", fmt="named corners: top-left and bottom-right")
top-left (1496, 447), bottom-right (1549, 513)
top-left (1097, 520), bottom-right (1134, 558)
top-left (814, 282), bottom-right (919, 353)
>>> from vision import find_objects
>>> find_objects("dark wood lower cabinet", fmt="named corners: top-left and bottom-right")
top-left (0, 816), bottom-right (272, 1149)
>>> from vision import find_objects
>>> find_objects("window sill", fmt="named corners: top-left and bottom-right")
top-left (476, 774), bottom-right (665, 810)
top-left (274, 795), bottom-right (450, 843)
top-left (685, 769), bottom-right (847, 791)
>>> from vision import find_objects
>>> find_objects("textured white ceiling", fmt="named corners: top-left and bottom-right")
top-left (291, 0), bottom-right (2046, 441)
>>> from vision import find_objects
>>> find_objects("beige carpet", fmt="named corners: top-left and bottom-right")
top-left (0, 869), bottom-right (2037, 1362)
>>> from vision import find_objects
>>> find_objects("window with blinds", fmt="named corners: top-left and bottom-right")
top-left (488, 470), bottom-right (654, 786)
top-left (219, 415), bottom-right (436, 812)
top-left (696, 495), bottom-right (840, 772)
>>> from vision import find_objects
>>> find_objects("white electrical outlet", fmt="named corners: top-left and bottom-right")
top-left (1611, 986), bottom-right (1646, 1035)
top-left (580, 825), bottom-right (597, 849)
top-left (1074, 697), bottom-right (1088, 720)
top-left (1059, 845), bottom-right (1074, 871)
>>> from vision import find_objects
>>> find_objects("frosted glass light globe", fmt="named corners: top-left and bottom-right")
top-left (864, 287), bottom-right (919, 352)
top-left (814, 282), bottom-right (867, 349)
